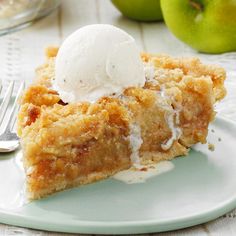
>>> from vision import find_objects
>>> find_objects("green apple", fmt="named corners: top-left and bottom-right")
top-left (161, 0), bottom-right (236, 53)
top-left (111, 0), bottom-right (163, 22)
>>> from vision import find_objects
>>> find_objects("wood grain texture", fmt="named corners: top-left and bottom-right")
top-left (0, 0), bottom-right (236, 235)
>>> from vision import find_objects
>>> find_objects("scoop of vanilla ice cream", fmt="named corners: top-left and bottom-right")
top-left (54, 24), bottom-right (145, 103)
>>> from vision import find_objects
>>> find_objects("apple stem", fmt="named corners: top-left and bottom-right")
top-left (189, 0), bottom-right (203, 11)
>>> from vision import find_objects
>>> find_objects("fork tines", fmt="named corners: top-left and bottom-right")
top-left (0, 81), bottom-right (25, 134)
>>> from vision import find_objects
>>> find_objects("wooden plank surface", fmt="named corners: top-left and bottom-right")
top-left (0, 0), bottom-right (236, 235)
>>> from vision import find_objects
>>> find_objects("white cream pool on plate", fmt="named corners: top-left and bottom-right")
top-left (113, 161), bottom-right (175, 184)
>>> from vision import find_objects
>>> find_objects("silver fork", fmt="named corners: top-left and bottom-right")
top-left (0, 81), bottom-right (25, 153)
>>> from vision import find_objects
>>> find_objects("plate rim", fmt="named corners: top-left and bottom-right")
top-left (0, 116), bottom-right (236, 234)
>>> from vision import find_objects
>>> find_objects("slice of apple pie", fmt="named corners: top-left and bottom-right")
top-left (17, 46), bottom-right (226, 200)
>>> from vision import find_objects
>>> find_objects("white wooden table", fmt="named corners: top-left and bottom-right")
top-left (0, 0), bottom-right (236, 235)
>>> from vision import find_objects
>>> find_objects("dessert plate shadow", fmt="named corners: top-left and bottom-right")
top-left (0, 116), bottom-right (236, 234)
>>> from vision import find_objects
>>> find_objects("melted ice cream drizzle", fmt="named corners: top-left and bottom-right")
top-left (159, 86), bottom-right (182, 150)
top-left (128, 123), bottom-right (143, 164)
top-left (143, 62), bottom-right (182, 151)
top-left (113, 161), bottom-right (174, 184)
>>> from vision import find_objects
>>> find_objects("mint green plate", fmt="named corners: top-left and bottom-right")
top-left (0, 116), bottom-right (236, 234)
